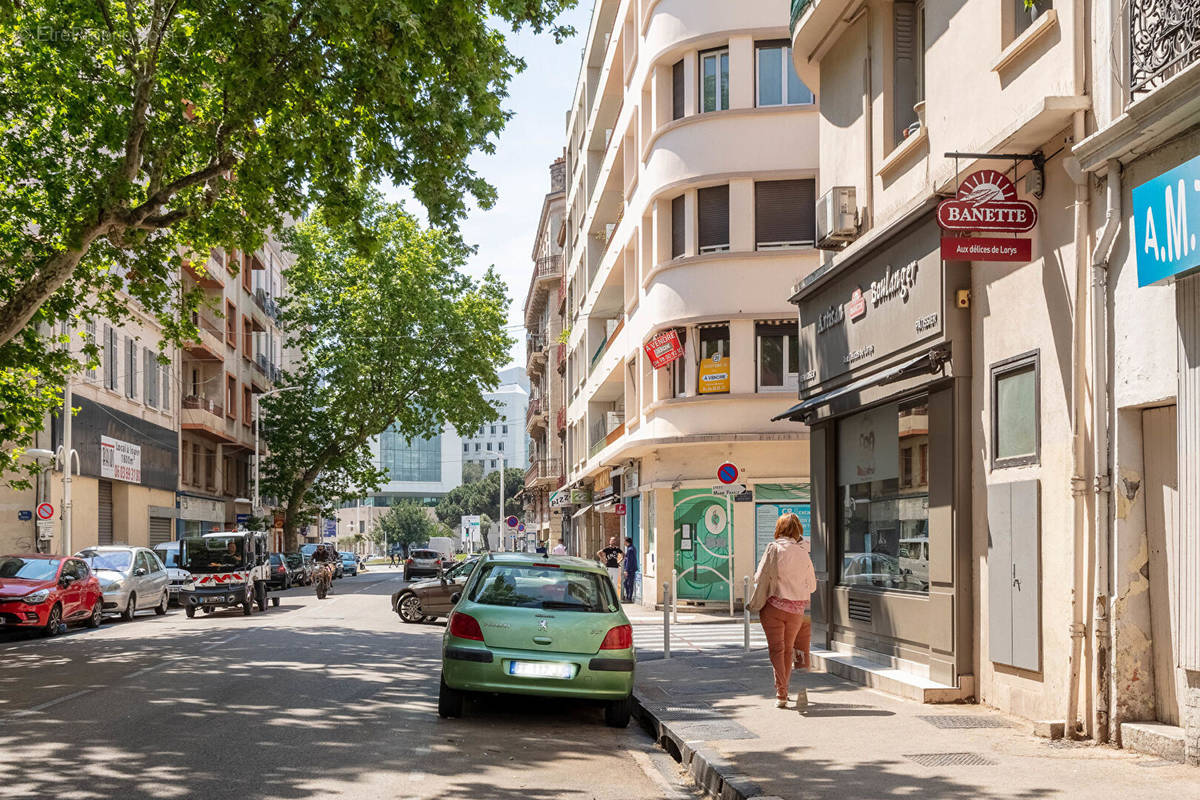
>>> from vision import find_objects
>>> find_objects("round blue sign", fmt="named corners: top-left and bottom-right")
top-left (717, 462), bottom-right (739, 484)
top-left (518, 523), bottom-right (525, 532)
top-left (506, 515), bottom-right (519, 528)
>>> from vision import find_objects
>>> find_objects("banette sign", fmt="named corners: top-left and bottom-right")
top-left (937, 170), bottom-right (1037, 233)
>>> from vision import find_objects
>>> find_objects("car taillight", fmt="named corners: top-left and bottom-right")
top-left (406, 558), bottom-right (413, 564)
top-left (448, 612), bottom-right (484, 641)
top-left (434, 558), bottom-right (441, 564)
top-left (599, 624), bottom-right (632, 650)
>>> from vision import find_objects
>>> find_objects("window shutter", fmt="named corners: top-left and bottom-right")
top-left (162, 358), bottom-right (170, 410)
top-left (893, 1), bottom-right (918, 144)
top-left (672, 59), bottom-right (685, 120)
top-left (126, 338), bottom-right (136, 398)
top-left (671, 195), bottom-right (686, 258)
top-left (143, 348), bottom-right (154, 406)
top-left (755, 179), bottom-right (816, 248)
top-left (697, 185), bottom-right (730, 252)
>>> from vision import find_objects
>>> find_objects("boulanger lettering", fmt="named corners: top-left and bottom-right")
top-left (870, 261), bottom-right (918, 306)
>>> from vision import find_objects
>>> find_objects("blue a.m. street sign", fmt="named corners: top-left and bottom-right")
top-left (1134, 152), bottom-right (1200, 287)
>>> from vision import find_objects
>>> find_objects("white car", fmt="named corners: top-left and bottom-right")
top-left (153, 542), bottom-right (193, 605)
top-left (75, 546), bottom-right (171, 620)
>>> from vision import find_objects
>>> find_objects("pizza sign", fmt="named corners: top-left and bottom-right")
top-left (937, 170), bottom-right (1037, 233)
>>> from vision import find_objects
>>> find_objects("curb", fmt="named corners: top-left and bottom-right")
top-left (633, 691), bottom-right (778, 800)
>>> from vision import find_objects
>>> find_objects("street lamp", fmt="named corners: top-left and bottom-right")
top-left (252, 385), bottom-right (304, 513)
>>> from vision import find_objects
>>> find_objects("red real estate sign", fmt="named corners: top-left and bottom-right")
top-left (941, 236), bottom-right (1032, 262)
top-left (937, 169), bottom-right (1037, 233)
top-left (644, 329), bottom-right (684, 369)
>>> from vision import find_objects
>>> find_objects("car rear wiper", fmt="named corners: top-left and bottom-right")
top-left (540, 600), bottom-right (592, 610)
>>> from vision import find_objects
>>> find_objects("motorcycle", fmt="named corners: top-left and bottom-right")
top-left (313, 562), bottom-right (334, 599)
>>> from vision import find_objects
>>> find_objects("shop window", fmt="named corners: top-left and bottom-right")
top-left (756, 322), bottom-right (799, 391)
top-left (991, 351), bottom-right (1039, 469)
top-left (700, 47), bottom-right (729, 112)
top-left (756, 42), bottom-right (814, 106)
top-left (755, 180), bottom-right (816, 250)
top-left (697, 324), bottom-right (730, 395)
top-left (1013, 0), bottom-right (1052, 37)
top-left (672, 59), bottom-right (685, 120)
top-left (697, 185), bottom-right (729, 254)
top-left (892, 0), bottom-right (925, 147)
top-left (670, 195), bottom-right (686, 259)
top-left (837, 398), bottom-right (930, 593)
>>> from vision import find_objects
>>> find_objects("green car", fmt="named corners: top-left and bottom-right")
top-left (438, 553), bottom-right (635, 727)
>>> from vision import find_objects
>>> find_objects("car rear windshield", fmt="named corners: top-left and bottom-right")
top-left (285, 554), bottom-right (303, 566)
top-left (468, 563), bottom-right (618, 613)
top-left (0, 557), bottom-right (59, 581)
top-left (270, 554), bottom-right (283, 564)
top-left (80, 550), bottom-right (131, 572)
top-left (411, 550), bottom-right (439, 560)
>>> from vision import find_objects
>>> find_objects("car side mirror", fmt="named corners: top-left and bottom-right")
top-left (134, 568), bottom-right (147, 577)
top-left (450, 592), bottom-right (462, 605)
top-left (59, 575), bottom-right (75, 588)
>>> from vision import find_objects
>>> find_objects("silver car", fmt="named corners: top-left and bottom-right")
top-left (76, 546), bottom-right (171, 620)
top-left (152, 543), bottom-right (193, 604)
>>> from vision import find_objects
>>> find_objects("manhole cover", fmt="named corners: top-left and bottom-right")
top-left (918, 715), bottom-right (1012, 729)
top-left (904, 752), bottom-right (997, 767)
top-left (674, 719), bottom-right (758, 741)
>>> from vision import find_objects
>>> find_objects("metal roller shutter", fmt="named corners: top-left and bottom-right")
top-left (671, 195), bottom-right (686, 258)
top-left (755, 179), bottom-right (816, 248)
top-left (697, 185), bottom-right (729, 253)
top-left (149, 517), bottom-right (172, 546)
top-left (672, 60), bottom-right (685, 120)
top-left (98, 479), bottom-right (114, 545)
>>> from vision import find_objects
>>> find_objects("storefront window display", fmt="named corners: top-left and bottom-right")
top-left (837, 397), bottom-right (930, 592)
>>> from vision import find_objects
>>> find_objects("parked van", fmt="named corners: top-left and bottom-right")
top-left (425, 536), bottom-right (455, 562)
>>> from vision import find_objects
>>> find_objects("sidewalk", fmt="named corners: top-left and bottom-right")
top-left (633, 650), bottom-right (1200, 800)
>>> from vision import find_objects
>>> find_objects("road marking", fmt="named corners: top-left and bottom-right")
top-left (13, 688), bottom-right (92, 717)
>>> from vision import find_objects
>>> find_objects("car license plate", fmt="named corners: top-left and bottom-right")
top-left (507, 660), bottom-right (575, 680)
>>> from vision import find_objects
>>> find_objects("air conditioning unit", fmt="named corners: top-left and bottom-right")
top-left (815, 186), bottom-right (859, 249)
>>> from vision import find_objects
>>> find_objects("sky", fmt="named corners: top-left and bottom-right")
top-left (384, 4), bottom-right (595, 369)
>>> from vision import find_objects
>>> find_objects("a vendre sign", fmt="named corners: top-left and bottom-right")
top-left (644, 329), bottom-right (684, 369)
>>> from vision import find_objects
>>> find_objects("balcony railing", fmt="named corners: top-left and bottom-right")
top-left (589, 319), bottom-right (624, 372)
top-left (182, 395), bottom-right (223, 418)
top-left (790, 0), bottom-right (813, 31)
top-left (1131, 0), bottom-right (1200, 96)
top-left (524, 458), bottom-right (563, 486)
top-left (526, 396), bottom-right (545, 426)
top-left (527, 332), bottom-right (548, 360)
top-left (254, 352), bottom-right (269, 374)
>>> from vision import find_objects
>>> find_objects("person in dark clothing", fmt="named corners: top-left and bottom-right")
top-left (622, 537), bottom-right (638, 602)
top-left (596, 537), bottom-right (622, 594)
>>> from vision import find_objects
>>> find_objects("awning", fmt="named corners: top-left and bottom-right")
top-left (572, 504), bottom-right (593, 520)
top-left (771, 347), bottom-right (949, 423)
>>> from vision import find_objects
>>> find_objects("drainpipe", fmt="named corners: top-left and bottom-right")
top-left (1091, 159), bottom-right (1121, 743)
top-left (861, 8), bottom-right (874, 230)
top-left (1065, 109), bottom-right (1090, 740)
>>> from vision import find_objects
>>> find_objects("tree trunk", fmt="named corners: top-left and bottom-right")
top-left (0, 234), bottom-right (102, 348)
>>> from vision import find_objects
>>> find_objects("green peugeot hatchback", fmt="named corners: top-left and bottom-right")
top-left (438, 553), bottom-right (635, 727)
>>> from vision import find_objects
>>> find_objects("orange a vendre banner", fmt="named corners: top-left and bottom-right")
top-left (698, 353), bottom-right (730, 394)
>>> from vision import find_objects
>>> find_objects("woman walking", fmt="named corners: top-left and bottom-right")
top-left (749, 513), bottom-right (816, 708)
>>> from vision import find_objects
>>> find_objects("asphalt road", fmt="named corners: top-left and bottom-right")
top-left (0, 567), bottom-right (694, 800)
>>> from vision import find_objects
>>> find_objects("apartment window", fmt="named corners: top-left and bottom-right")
top-left (104, 325), bottom-right (117, 390)
top-left (670, 195), bottom-right (686, 259)
top-left (486, 442), bottom-right (493, 451)
top-left (190, 368), bottom-right (200, 398)
top-left (756, 322), bottom-right (799, 391)
top-left (242, 316), bottom-right (253, 358)
top-left (902, 446), bottom-right (914, 487)
top-left (991, 351), bottom-right (1040, 469)
top-left (463, 443), bottom-right (470, 453)
top-left (490, 425), bottom-right (497, 435)
top-left (226, 374), bottom-right (237, 419)
top-left (490, 460), bottom-right (497, 469)
top-left (700, 48), bottom-right (729, 112)
top-left (475, 443), bottom-right (481, 452)
top-left (225, 301), bottom-right (237, 346)
top-left (672, 59), bottom-right (685, 120)
top-left (697, 324), bottom-right (730, 395)
top-left (697, 185), bottom-right (730, 254)
top-left (143, 348), bottom-right (158, 407)
top-left (204, 448), bottom-right (215, 490)
top-left (893, 0), bottom-right (926, 145)
top-left (125, 337), bottom-right (137, 399)
top-left (756, 42), bottom-right (814, 106)
top-left (223, 455), bottom-right (234, 494)
top-left (1013, 0), bottom-right (1052, 37)
top-left (181, 442), bottom-right (190, 485)
top-left (498, 441), bottom-right (504, 452)
top-left (241, 251), bottom-right (252, 292)
top-left (502, 424), bottom-right (508, 434)
top-left (85, 321), bottom-right (97, 380)
top-left (193, 446), bottom-right (203, 487)
top-left (243, 385), bottom-right (253, 427)
top-left (755, 179), bottom-right (816, 249)
top-left (668, 328), bottom-right (688, 398)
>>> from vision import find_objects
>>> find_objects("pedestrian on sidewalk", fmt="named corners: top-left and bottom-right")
top-left (597, 537), bottom-right (622, 594)
top-left (622, 537), bottom-right (638, 602)
top-left (748, 513), bottom-right (816, 708)
top-left (551, 538), bottom-right (567, 555)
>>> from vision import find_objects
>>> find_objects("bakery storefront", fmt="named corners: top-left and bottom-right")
top-left (775, 209), bottom-right (972, 690)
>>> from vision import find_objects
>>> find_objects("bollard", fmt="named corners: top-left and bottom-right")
top-left (743, 576), bottom-right (751, 652)
top-left (662, 581), bottom-right (671, 660)
top-left (671, 568), bottom-right (678, 624)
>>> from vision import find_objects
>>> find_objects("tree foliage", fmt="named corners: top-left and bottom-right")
top-left (373, 502), bottom-right (440, 555)
top-left (436, 467), bottom-right (525, 527)
top-left (260, 190), bottom-right (512, 549)
top-left (461, 461), bottom-right (485, 485)
top-left (0, 0), bottom-right (574, 482)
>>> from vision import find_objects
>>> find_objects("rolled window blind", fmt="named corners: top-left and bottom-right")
top-left (672, 60), bottom-right (684, 120)
top-left (697, 185), bottom-right (730, 251)
top-left (671, 195), bottom-right (685, 258)
top-left (755, 179), bottom-right (816, 248)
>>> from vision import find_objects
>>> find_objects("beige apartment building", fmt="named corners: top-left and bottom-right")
top-left (522, 157), bottom-right (568, 542)
top-left (1, 238), bottom-right (292, 556)
top-left (558, 0), bottom-right (820, 606)
top-left (786, 0), bottom-right (1200, 761)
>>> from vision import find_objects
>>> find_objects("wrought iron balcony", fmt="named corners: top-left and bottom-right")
top-left (1131, 0), bottom-right (1200, 96)
top-left (524, 458), bottom-right (563, 487)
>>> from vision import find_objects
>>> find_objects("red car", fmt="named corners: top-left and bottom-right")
top-left (0, 554), bottom-right (104, 636)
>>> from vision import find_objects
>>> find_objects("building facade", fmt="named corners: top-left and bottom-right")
top-left (559, 0), bottom-right (820, 606)
top-left (368, 425), bottom-right (464, 507)
top-left (461, 366), bottom-right (531, 477)
top-left (522, 157), bottom-right (568, 543)
top-left (787, 0), bottom-right (1199, 761)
